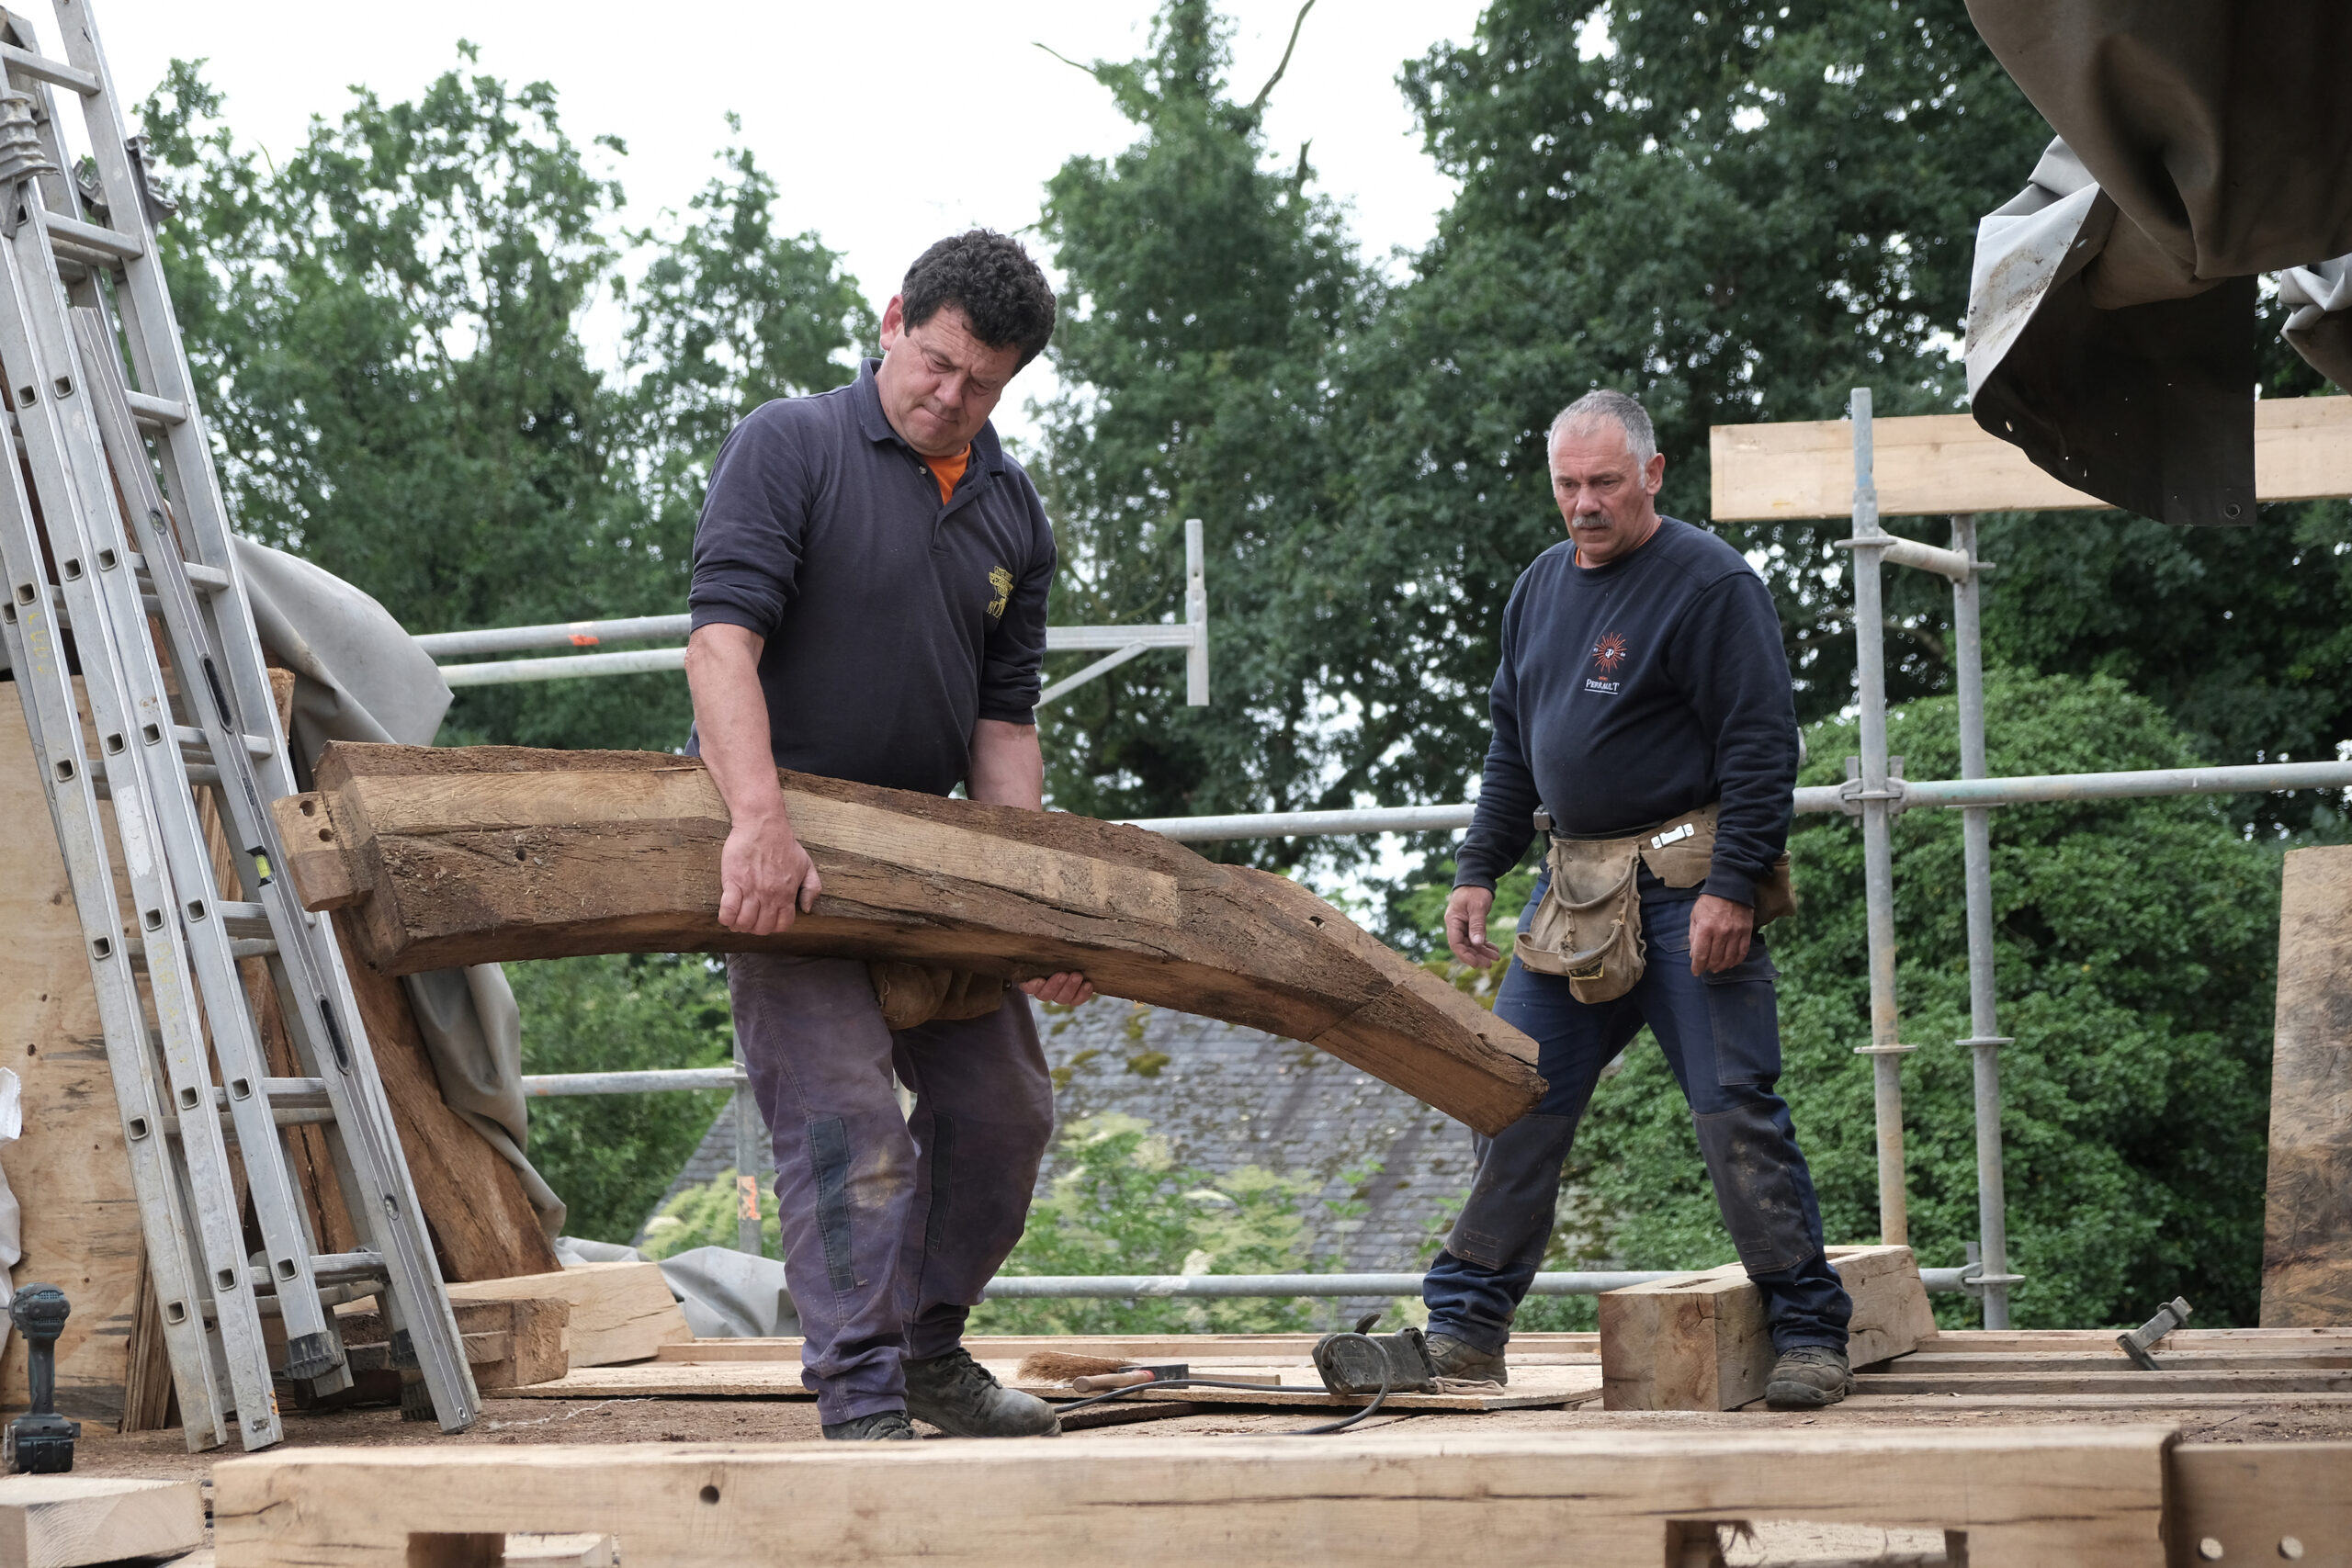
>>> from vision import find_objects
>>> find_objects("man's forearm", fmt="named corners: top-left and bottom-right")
top-left (967, 717), bottom-right (1045, 811)
top-left (685, 625), bottom-right (787, 823)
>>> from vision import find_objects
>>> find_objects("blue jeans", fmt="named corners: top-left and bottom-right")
top-left (1422, 869), bottom-right (1851, 1355)
top-left (727, 953), bottom-right (1054, 1424)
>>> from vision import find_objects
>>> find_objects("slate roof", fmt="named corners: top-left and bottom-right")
top-left (648, 995), bottom-right (1478, 1275)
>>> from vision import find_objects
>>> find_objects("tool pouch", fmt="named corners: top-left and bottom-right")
top-left (867, 963), bottom-right (1008, 1032)
top-left (1637, 805), bottom-right (1798, 927)
top-left (1515, 833), bottom-right (1646, 1002)
top-left (1514, 803), bottom-right (1742, 1002)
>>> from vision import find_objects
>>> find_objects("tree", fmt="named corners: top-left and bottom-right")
top-left (1033, 1), bottom-right (1380, 851)
top-left (139, 59), bottom-right (870, 755)
top-left (1425, 673), bottom-right (2280, 1329)
top-left (507, 953), bottom-right (736, 1244)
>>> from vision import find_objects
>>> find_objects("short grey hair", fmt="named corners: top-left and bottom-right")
top-left (1547, 389), bottom-right (1657, 467)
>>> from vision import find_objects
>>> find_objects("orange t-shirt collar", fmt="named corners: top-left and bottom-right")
top-left (923, 446), bottom-right (971, 503)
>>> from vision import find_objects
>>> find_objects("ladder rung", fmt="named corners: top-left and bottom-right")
top-left (211, 902), bottom-right (274, 941)
top-left (45, 212), bottom-right (141, 262)
top-left (125, 935), bottom-right (277, 964)
top-left (126, 390), bottom-right (188, 428)
top-left (129, 550), bottom-right (229, 590)
top-left (307, 1253), bottom-right (390, 1289)
top-left (173, 723), bottom-right (276, 760)
top-left (0, 43), bottom-right (98, 95)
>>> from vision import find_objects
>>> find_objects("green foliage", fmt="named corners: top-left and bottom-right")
top-left (641, 1170), bottom-right (781, 1261)
top-left (1033, 2), bottom-right (1378, 854)
top-left (508, 954), bottom-right (735, 1244)
top-left (1431, 674), bottom-right (2279, 1329)
top-left (967, 1114), bottom-right (1332, 1335)
top-left (138, 57), bottom-right (868, 755)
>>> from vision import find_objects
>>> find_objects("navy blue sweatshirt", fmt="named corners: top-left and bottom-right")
top-left (1453, 517), bottom-right (1797, 905)
top-left (686, 360), bottom-right (1055, 796)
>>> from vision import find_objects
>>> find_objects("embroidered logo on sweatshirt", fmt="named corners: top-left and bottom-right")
top-left (987, 565), bottom-right (1013, 620)
top-left (1587, 631), bottom-right (1628, 694)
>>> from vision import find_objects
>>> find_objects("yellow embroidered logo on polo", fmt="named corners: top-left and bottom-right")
top-left (987, 566), bottom-right (1012, 619)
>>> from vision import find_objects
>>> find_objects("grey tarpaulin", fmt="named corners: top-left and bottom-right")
top-left (1962, 2), bottom-right (2352, 525)
top-left (235, 540), bottom-right (566, 1237)
top-left (554, 1237), bottom-right (800, 1338)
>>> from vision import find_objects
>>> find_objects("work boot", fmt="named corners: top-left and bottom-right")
top-left (1312, 1321), bottom-right (1439, 1395)
top-left (821, 1409), bottom-right (914, 1440)
top-left (1425, 1332), bottom-right (1509, 1386)
top-left (1764, 1346), bottom-right (1852, 1410)
top-left (902, 1348), bottom-right (1061, 1438)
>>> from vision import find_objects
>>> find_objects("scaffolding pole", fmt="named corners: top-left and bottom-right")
top-left (1949, 513), bottom-right (2021, 1326)
top-left (1845, 389), bottom-right (1914, 1246)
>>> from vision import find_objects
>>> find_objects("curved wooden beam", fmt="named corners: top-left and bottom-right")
top-left (273, 744), bottom-right (1544, 1135)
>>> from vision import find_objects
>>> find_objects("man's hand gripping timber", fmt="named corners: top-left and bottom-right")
top-left (687, 623), bottom-right (823, 937)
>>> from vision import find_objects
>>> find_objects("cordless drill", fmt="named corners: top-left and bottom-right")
top-left (8, 1284), bottom-right (77, 1473)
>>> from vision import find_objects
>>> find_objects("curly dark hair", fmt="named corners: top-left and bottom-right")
top-left (900, 231), bottom-right (1057, 369)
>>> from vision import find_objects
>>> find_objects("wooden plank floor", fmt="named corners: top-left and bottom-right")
top-left (502, 1325), bottom-right (2352, 1424)
top-left (498, 1357), bottom-right (1605, 1413)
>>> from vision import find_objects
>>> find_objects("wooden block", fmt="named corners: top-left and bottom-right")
top-left (2262, 845), bottom-right (2352, 1325)
top-left (0, 1476), bottom-right (203, 1568)
top-left (447, 1264), bottom-right (688, 1368)
top-left (2168, 1443), bottom-right (2352, 1568)
top-left (339, 1297), bottom-right (571, 1389)
top-left (1598, 1245), bottom-right (1934, 1411)
top-left (209, 1427), bottom-right (2176, 1568)
top-left (281, 742), bottom-right (1546, 1137)
top-left (1708, 395), bottom-right (2352, 519)
top-left (651, 1331), bottom-right (1605, 1363)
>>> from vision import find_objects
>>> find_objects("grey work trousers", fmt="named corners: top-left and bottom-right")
top-left (726, 953), bottom-right (1054, 1424)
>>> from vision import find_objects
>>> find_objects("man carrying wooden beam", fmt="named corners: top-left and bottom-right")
top-left (683, 231), bottom-right (1089, 1441)
top-left (1424, 390), bottom-right (1855, 1410)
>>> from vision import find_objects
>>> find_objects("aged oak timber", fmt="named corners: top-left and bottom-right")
top-left (1599, 1244), bottom-right (1934, 1411)
top-left (209, 1427), bottom-right (2177, 1568)
top-left (2262, 845), bottom-right (2352, 1326)
top-left (274, 744), bottom-right (1546, 1134)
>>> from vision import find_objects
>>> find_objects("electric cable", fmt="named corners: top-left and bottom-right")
top-left (1044, 1332), bottom-right (1400, 1437)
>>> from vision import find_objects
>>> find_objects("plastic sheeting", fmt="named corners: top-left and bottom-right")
top-left (553, 1236), bottom-right (801, 1339)
top-left (234, 539), bottom-right (566, 1238)
top-left (1962, 1), bottom-right (2352, 524)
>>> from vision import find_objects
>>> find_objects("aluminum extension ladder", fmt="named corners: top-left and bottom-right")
top-left (0, 0), bottom-right (475, 1450)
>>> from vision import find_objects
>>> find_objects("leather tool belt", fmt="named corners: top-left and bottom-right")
top-left (1514, 803), bottom-right (1795, 1003)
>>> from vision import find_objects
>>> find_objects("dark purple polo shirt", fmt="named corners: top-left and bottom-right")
top-left (687, 360), bottom-right (1055, 796)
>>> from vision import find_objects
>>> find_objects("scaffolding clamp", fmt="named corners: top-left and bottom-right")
top-left (1838, 755), bottom-right (1908, 815)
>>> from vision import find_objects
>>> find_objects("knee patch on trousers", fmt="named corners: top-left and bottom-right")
top-left (1446, 1113), bottom-right (1579, 1272)
top-left (808, 1116), bottom-right (860, 1292)
top-left (1691, 1101), bottom-right (1815, 1275)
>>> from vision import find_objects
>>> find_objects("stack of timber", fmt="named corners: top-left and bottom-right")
top-left (273, 743), bottom-right (1546, 1134)
top-left (209, 1427), bottom-right (2352, 1568)
top-left (1599, 1247), bottom-right (2352, 1415)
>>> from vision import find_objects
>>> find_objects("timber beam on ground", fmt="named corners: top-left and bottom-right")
top-left (207, 1429), bottom-right (2352, 1568)
top-left (273, 743), bottom-right (1545, 1134)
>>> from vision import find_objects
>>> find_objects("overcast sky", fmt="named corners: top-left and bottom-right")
top-left (75, 0), bottom-right (1487, 445)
